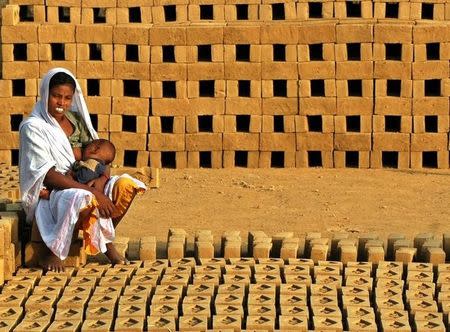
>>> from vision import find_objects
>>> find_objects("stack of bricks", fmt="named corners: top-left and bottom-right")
top-left (0, 211), bottom-right (20, 284)
top-left (0, 1), bottom-right (448, 171)
top-left (2, 230), bottom-right (450, 330)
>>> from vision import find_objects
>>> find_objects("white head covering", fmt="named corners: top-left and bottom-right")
top-left (19, 67), bottom-right (98, 221)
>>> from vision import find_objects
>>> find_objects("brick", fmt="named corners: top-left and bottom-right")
top-left (245, 315), bottom-right (275, 331)
top-left (13, 319), bottom-right (50, 332)
top-left (2, 24), bottom-right (38, 43)
top-left (114, 317), bottom-right (145, 331)
top-left (55, 306), bottom-right (84, 321)
top-left (146, 316), bottom-right (176, 331)
top-left (212, 315), bottom-right (242, 330)
top-left (149, 302), bottom-right (179, 318)
top-left (47, 320), bottom-right (82, 332)
top-left (80, 319), bottom-right (113, 331)
top-left (345, 306), bottom-right (375, 320)
top-left (1, 5), bottom-right (20, 26)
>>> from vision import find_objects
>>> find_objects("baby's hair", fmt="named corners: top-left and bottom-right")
top-left (49, 72), bottom-right (76, 91)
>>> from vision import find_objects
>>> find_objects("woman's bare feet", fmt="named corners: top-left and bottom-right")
top-left (105, 242), bottom-right (129, 265)
top-left (40, 249), bottom-right (65, 273)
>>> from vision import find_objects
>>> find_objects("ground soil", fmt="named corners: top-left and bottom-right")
top-left (118, 168), bottom-right (450, 257)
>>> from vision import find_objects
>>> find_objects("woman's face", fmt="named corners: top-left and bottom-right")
top-left (47, 84), bottom-right (74, 117)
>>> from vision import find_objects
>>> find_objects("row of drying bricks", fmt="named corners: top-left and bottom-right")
top-left (1, 259), bottom-right (450, 331)
top-left (163, 230), bottom-right (450, 267)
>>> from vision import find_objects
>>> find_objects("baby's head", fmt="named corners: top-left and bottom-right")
top-left (82, 139), bottom-right (116, 165)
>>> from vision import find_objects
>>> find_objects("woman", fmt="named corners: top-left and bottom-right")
top-left (19, 68), bottom-right (146, 272)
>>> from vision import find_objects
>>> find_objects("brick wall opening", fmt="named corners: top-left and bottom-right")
top-left (162, 46), bottom-right (175, 63)
top-left (422, 3), bottom-right (434, 19)
top-left (10, 114), bottom-right (23, 131)
top-left (382, 151), bottom-right (399, 168)
top-left (273, 44), bottom-right (286, 62)
top-left (273, 80), bottom-right (287, 97)
top-left (345, 151), bottom-right (359, 168)
top-left (236, 4), bottom-right (248, 20)
top-left (129, 7), bottom-right (142, 23)
top-left (348, 80), bottom-right (363, 97)
top-left (271, 151), bottom-right (284, 167)
top-left (236, 115), bottom-right (250, 132)
top-left (162, 81), bottom-right (177, 98)
top-left (271, 3), bottom-right (285, 20)
top-left (93, 8), bottom-right (107, 23)
top-left (385, 115), bottom-right (401, 132)
top-left (164, 5), bottom-right (176, 22)
top-left (424, 116), bottom-right (438, 133)
top-left (124, 80), bottom-right (140, 97)
top-left (422, 151), bottom-right (438, 168)
top-left (385, 44), bottom-right (402, 61)
top-left (198, 115), bottom-right (213, 132)
top-left (387, 79), bottom-right (401, 97)
top-left (199, 80), bottom-right (215, 97)
top-left (426, 43), bottom-right (440, 60)
top-left (161, 116), bottom-right (174, 133)
top-left (238, 80), bottom-right (251, 97)
top-left (311, 80), bottom-right (325, 97)
top-left (89, 114), bottom-right (98, 131)
top-left (308, 115), bottom-right (323, 132)
top-left (309, 44), bottom-right (323, 61)
top-left (124, 150), bottom-right (138, 167)
top-left (11, 150), bottom-right (19, 166)
top-left (424, 79), bottom-right (441, 97)
top-left (309, 2), bottom-right (323, 18)
top-left (200, 151), bottom-right (212, 168)
top-left (274, 115), bottom-right (284, 133)
top-left (87, 79), bottom-right (100, 96)
top-left (200, 5), bottom-right (213, 20)
top-left (122, 115), bottom-right (137, 132)
top-left (19, 5), bottom-right (34, 22)
top-left (308, 151), bottom-right (322, 167)
top-left (347, 43), bottom-right (361, 61)
top-left (235, 151), bottom-right (248, 167)
top-left (51, 43), bottom-right (65, 61)
top-left (58, 7), bottom-right (71, 23)
top-left (346, 116), bottom-right (361, 132)
top-left (161, 151), bottom-right (176, 168)
top-left (198, 45), bottom-right (212, 62)
top-left (12, 79), bottom-right (25, 96)
top-left (13, 44), bottom-right (27, 61)
top-left (89, 44), bottom-right (102, 60)
top-left (236, 44), bottom-right (250, 62)
top-left (126, 45), bottom-right (139, 62)
top-left (385, 2), bottom-right (399, 18)
top-left (346, 1), bottom-right (361, 17)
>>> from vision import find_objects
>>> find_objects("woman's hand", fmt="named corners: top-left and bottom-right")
top-left (92, 189), bottom-right (118, 219)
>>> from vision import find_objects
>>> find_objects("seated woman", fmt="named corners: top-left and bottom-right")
top-left (19, 67), bottom-right (146, 272)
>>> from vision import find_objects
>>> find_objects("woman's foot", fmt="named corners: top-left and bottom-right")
top-left (40, 250), bottom-right (65, 273)
top-left (105, 243), bottom-right (129, 265)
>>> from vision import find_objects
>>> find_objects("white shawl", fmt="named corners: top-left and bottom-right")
top-left (19, 67), bottom-right (98, 222)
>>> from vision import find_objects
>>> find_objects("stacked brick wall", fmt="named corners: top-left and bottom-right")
top-left (0, 1), bottom-right (449, 169)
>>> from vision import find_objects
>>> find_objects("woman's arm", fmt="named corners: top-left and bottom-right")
top-left (44, 167), bottom-right (117, 218)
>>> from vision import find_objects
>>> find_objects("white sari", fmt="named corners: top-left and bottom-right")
top-left (19, 68), bottom-right (145, 259)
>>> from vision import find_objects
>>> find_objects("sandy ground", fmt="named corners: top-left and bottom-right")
top-left (117, 168), bottom-right (450, 256)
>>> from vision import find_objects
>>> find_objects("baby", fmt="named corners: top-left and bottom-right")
top-left (73, 138), bottom-right (115, 184)
top-left (39, 139), bottom-right (116, 199)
